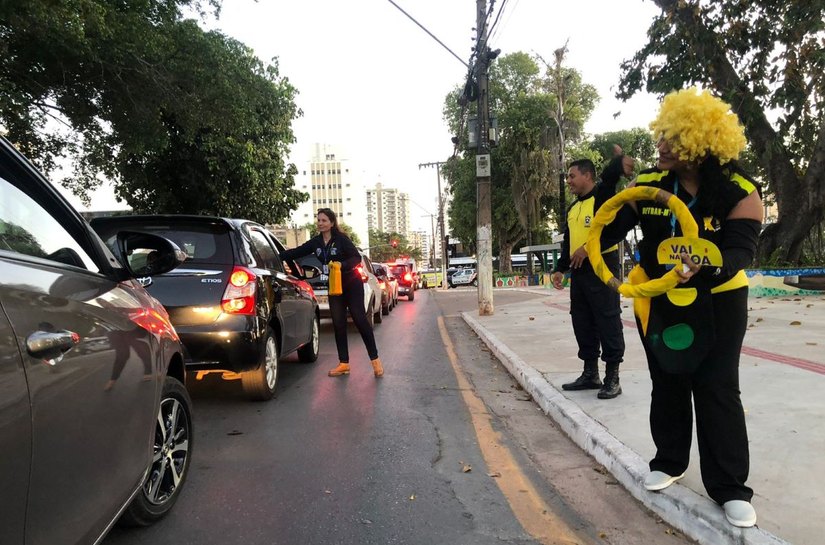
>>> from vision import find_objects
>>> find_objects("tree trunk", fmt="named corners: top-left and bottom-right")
top-left (655, 0), bottom-right (825, 265)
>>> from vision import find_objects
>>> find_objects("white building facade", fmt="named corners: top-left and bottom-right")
top-left (289, 143), bottom-right (369, 249)
top-left (366, 182), bottom-right (411, 238)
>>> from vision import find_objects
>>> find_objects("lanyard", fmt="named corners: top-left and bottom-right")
top-left (670, 178), bottom-right (697, 237)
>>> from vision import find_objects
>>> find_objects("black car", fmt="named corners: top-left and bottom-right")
top-left (0, 136), bottom-right (192, 542)
top-left (91, 216), bottom-right (320, 401)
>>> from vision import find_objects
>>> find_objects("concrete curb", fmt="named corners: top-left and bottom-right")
top-left (462, 310), bottom-right (790, 545)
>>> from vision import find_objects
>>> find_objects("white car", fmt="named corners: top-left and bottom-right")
top-left (449, 268), bottom-right (478, 287)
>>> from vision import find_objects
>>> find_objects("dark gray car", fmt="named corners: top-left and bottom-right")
top-left (0, 136), bottom-right (193, 543)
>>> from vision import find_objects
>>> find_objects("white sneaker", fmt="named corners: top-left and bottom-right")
top-left (723, 500), bottom-right (757, 528)
top-left (644, 470), bottom-right (685, 491)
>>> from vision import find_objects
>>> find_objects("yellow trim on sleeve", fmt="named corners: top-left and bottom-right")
top-left (635, 171), bottom-right (668, 185)
top-left (729, 173), bottom-right (756, 195)
top-left (710, 269), bottom-right (749, 293)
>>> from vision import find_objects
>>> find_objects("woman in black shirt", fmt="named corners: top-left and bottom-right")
top-left (281, 208), bottom-right (382, 377)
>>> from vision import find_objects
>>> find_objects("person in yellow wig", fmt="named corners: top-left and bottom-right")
top-left (599, 88), bottom-right (763, 527)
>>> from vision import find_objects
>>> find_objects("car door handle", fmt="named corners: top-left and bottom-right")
top-left (26, 330), bottom-right (80, 360)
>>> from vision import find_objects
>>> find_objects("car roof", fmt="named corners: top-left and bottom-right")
top-left (89, 214), bottom-right (258, 231)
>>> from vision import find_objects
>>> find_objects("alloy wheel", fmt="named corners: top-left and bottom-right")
top-left (146, 396), bottom-right (191, 506)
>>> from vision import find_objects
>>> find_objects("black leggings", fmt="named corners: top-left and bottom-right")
top-left (328, 279), bottom-right (378, 362)
top-left (644, 287), bottom-right (752, 504)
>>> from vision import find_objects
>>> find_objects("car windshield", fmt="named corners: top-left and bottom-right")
top-left (390, 265), bottom-right (407, 276)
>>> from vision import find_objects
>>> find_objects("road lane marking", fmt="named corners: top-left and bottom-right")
top-left (437, 316), bottom-right (582, 545)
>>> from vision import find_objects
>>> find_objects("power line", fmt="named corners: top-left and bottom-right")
top-left (385, 0), bottom-right (469, 68)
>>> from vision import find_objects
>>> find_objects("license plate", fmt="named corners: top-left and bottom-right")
top-left (316, 295), bottom-right (328, 305)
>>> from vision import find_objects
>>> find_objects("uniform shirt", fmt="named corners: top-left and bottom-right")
top-left (281, 232), bottom-right (362, 282)
top-left (555, 181), bottom-right (620, 276)
top-left (634, 167), bottom-right (758, 293)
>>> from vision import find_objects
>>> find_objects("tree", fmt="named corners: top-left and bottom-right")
top-left (442, 51), bottom-right (598, 273)
top-left (588, 128), bottom-right (657, 172)
top-left (617, 0), bottom-right (825, 265)
top-left (0, 0), bottom-right (305, 224)
top-left (302, 221), bottom-right (361, 247)
top-left (367, 230), bottom-right (421, 263)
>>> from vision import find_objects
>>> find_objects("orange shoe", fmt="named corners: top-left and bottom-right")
top-left (328, 363), bottom-right (350, 377)
top-left (370, 358), bottom-right (384, 378)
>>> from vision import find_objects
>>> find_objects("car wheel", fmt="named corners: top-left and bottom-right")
top-left (408, 288), bottom-right (415, 301)
top-left (297, 315), bottom-right (320, 363)
top-left (366, 299), bottom-right (375, 327)
top-left (119, 376), bottom-right (193, 527)
top-left (382, 299), bottom-right (390, 315)
top-left (472, 279), bottom-right (478, 286)
top-left (241, 329), bottom-right (278, 401)
top-left (375, 298), bottom-right (383, 323)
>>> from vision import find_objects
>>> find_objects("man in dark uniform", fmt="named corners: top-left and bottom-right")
top-left (551, 150), bottom-right (633, 399)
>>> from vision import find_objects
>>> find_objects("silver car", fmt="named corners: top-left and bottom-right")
top-left (0, 136), bottom-right (193, 543)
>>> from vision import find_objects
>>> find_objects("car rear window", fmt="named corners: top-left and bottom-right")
top-left (94, 221), bottom-right (234, 265)
top-left (390, 265), bottom-right (408, 276)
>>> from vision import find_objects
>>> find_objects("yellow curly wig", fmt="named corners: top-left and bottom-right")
top-left (650, 87), bottom-right (747, 164)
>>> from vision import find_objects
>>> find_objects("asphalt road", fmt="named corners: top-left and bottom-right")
top-left (105, 288), bottom-right (692, 545)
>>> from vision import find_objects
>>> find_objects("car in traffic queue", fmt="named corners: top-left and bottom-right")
top-left (0, 136), bottom-right (193, 543)
top-left (372, 262), bottom-right (398, 315)
top-left (389, 262), bottom-right (416, 301)
top-left (449, 268), bottom-right (478, 288)
top-left (91, 215), bottom-right (320, 401)
top-left (296, 250), bottom-right (384, 325)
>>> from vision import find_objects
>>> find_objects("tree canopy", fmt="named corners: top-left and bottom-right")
top-left (618, 0), bottom-right (825, 265)
top-left (367, 230), bottom-right (421, 263)
top-left (442, 51), bottom-right (598, 272)
top-left (0, 0), bottom-right (306, 224)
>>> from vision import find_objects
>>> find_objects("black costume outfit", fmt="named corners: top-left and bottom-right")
top-left (553, 159), bottom-right (626, 372)
top-left (605, 166), bottom-right (761, 504)
top-left (281, 233), bottom-right (378, 363)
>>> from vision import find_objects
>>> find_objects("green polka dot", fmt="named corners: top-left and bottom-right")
top-left (662, 323), bottom-right (694, 351)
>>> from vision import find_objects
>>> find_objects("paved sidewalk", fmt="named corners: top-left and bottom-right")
top-left (462, 287), bottom-right (825, 545)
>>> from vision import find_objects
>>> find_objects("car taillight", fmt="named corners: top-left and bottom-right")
top-left (356, 264), bottom-right (368, 283)
top-left (404, 272), bottom-right (412, 282)
top-left (221, 266), bottom-right (257, 315)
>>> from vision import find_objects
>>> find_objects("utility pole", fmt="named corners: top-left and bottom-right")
top-left (418, 161), bottom-right (449, 290)
top-left (475, 0), bottom-right (494, 315)
top-left (553, 43), bottom-right (569, 229)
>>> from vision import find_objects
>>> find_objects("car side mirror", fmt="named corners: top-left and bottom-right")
top-left (116, 231), bottom-right (187, 278)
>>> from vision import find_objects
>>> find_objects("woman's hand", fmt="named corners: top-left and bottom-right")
top-left (676, 252), bottom-right (700, 283)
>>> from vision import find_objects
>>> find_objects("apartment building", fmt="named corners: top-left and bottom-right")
top-left (289, 143), bottom-right (369, 247)
top-left (366, 182), bottom-right (410, 238)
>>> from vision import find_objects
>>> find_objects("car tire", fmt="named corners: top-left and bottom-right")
top-left (408, 288), bottom-right (415, 301)
top-left (297, 316), bottom-right (320, 363)
top-left (241, 329), bottom-right (278, 401)
top-left (382, 299), bottom-right (389, 315)
top-left (375, 298), bottom-right (383, 323)
top-left (119, 376), bottom-right (193, 527)
top-left (472, 279), bottom-right (478, 286)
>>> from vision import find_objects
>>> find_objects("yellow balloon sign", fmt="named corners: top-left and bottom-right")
top-left (656, 237), bottom-right (723, 267)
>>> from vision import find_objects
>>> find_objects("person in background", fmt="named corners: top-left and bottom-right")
top-left (280, 208), bottom-right (383, 378)
top-left (599, 88), bottom-right (762, 527)
top-left (550, 149), bottom-right (634, 399)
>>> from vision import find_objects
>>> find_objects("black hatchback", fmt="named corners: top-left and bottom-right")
top-left (91, 216), bottom-right (320, 401)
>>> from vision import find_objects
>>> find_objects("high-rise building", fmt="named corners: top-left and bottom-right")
top-left (289, 144), bottom-right (369, 249)
top-left (408, 230), bottom-right (431, 268)
top-left (366, 182), bottom-right (410, 238)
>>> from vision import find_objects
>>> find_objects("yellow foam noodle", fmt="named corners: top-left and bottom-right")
top-left (657, 237), bottom-right (723, 267)
top-left (628, 265), bottom-right (651, 335)
top-left (586, 186), bottom-right (698, 299)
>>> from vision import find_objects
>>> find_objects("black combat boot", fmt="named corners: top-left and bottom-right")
top-left (597, 362), bottom-right (622, 399)
top-left (562, 359), bottom-right (602, 391)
